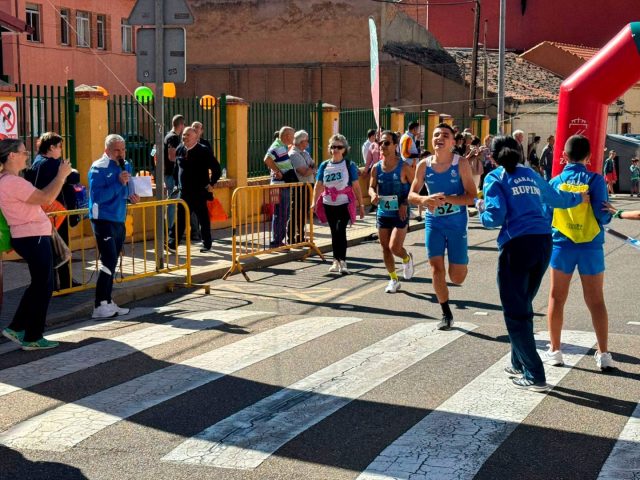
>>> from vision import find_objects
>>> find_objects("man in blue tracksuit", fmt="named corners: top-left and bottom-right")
top-left (88, 134), bottom-right (140, 319)
top-left (544, 135), bottom-right (614, 371)
top-left (478, 136), bottom-right (585, 391)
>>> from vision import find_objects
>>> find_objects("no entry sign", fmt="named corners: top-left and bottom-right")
top-left (0, 101), bottom-right (18, 139)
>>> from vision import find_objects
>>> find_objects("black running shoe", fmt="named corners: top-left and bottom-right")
top-left (437, 315), bottom-right (454, 331)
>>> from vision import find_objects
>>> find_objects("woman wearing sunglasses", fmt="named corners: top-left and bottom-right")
top-left (369, 131), bottom-right (415, 293)
top-left (313, 134), bottom-right (365, 274)
top-left (0, 138), bottom-right (71, 350)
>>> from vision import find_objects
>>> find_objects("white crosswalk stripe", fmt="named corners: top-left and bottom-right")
top-left (0, 309), bottom-right (270, 398)
top-left (0, 307), bottom-right (169, 356)
top-left (0, 307), bottom-right (638, 480)
top-left (597, 401), bottom-right (640, 479)
top-left (0, 315), bottom-right (362, 451)
top-left (356, 330), bottom-right (597, 480)
top-left (162, 321), bottom-right (477, 469)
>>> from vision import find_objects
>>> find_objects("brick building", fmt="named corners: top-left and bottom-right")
top-left (181, 1), bottom-right (474, 121)
top-left (0, 0), bottom-right (137, 94)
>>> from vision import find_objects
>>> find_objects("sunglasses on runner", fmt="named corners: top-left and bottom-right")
top-left (330, 145), bottom-right (345, 150)
top-left (378, 140), bottom-right (392, 147)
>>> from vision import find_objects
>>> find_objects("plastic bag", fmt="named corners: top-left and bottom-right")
top-left (207, 198), bottom-right (228, 222)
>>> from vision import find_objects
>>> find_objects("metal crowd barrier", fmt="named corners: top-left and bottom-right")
top-left (223, 182), bottom-right (324, 281)
top-left (48, 198), bottom-right (209, 297)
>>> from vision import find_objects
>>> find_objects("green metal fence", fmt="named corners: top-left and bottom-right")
top-left (338, 107), bottom-right (391, 166)
top-left (247, 102), bottom-right (317, 178)
top-left (16, 80), bottom-right (77, 167)
top-left (107, 94), bottom-right (226, 174)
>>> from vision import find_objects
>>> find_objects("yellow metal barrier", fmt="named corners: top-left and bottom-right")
top-left (224, 183), bottom-right (324, 281)
top-left (48, 198), bottom-right (209, 297)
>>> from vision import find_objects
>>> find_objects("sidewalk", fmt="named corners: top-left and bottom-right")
top-left (1, 212), bottom-right (425, 327)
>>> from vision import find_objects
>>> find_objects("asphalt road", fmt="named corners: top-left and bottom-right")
top-left (0, 202), bottom-right (639, 480)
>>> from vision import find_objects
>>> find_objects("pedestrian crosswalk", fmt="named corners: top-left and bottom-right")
top-left (0, 307), bottom-right (637, 479)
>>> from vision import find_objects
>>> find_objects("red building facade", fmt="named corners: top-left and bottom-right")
top-left (399, 0), bottom-right (639, 50)
top-left (0, 0), bottom-right (137, 94)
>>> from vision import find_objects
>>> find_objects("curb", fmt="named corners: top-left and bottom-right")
top-left (44, 221), bottom-right (425, 327)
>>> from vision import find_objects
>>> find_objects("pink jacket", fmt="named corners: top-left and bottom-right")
top-left (315, 186), bottom-right (357, 225)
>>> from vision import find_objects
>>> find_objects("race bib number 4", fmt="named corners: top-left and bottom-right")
top-left (433, 202), bottom-right (460, 216)
top-left (378, 195), bottom-right (399, 212)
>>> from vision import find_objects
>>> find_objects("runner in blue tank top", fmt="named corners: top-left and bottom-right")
top-left (369, 131), bottom-right (415, 294)
top-left (409, 123), bottom-right (477, 329)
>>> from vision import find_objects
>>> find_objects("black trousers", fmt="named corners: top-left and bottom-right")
top-left (56, 220), bottom-right (73, 289)
top-left (324, 203), bottom-right (350, 261)
top-left (92, 220), bottom-right (125, 308)
top-left (9, 235), bottom-right (54, 342)
top-left (289, 185), bottom-right (311, 244)
top-left (497, 233), bottom-right (552, 383)
top-left (170, 194), bottom-right (211, 249)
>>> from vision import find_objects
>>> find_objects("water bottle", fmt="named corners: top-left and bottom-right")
top-left (150, 144), bottom-right (156, 158)
top-left (222, 167), bottom-right (227, 178)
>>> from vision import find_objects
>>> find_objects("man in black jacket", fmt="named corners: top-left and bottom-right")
top-left (168, 127), bottom-right (221, 253)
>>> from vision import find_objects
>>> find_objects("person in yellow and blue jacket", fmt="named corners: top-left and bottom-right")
top-left (543, 135), bottom-right (614, 371)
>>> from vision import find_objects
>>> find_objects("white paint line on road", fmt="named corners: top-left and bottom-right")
top-left (597, 401), bottom-right (640, 480)
top-left (0, 316), bottom-right (363, 452)
top-left (356, 330), bottom-right (596, 480)
top-left (162, 321), bottom-right (478, 470)
top-left (0, 309), bottom-right (270, 397)
top-left (0, 306), bottom-right (180, 356)
top-left (627, 322), bottom-right (640, 326)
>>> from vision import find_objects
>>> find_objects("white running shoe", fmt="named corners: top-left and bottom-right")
top-left (92, 300), bottom-right (117, 319)
top-left (402, 252), bottom-right (414, 280)
top-left (594, 351), bottom-right (614, 370)
top-left (339, 260), bottom-right (349, 274)
top-left (108, 301), bottom-right (130, 316)
top-left (328, 260), bottom-right (340, 273)
top-left (541, 347), bottom-right (564, 366)
top-left (385, 279), bottom-right (401, 293)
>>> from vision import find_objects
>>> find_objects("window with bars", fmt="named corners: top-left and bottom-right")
top-left (26, 4), bottom-right (41, 42)
top-left (96, 15), bottom-right (106, 50)
top-left (121, 19), bottom-right (133, 53)
top-left (76, 11), bottom-right (90, 47)
top-left (60, 9), bottom-right (70, 45)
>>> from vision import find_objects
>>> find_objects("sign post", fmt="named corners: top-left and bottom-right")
top-left (128, 0), bottom-right (193, 268)
top-left (0, 100), bottom-right (18, 139)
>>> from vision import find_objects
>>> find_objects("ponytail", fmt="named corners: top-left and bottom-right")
top-left (490, 136), bottom-right (520, 174)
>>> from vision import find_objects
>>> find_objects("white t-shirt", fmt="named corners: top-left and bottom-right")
top-left (321, 160), bottom-right (350, 206)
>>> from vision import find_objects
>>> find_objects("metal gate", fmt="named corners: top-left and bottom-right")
top-left (16, 79), bottom-right (77, 166)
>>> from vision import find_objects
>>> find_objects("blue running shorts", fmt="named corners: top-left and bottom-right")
top-left (550, 246), bottom-right (605, 275)
top-left (425, 227), bottom-right (468, 265)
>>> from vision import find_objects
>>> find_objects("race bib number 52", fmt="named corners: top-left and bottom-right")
top-left (433, 202), bottom-right (461, 216)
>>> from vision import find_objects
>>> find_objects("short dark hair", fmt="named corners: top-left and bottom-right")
top-left (380, 130), bottom-right (399, 145)
top-left (564, 135), bottom-right (591, 162)
top-left (434, 123), bottom-right (455, 135)
top-left (172, 115), bottom-right (185, 128)
top-left (408, 121), bottom-right (419, 131)
top-left (471, 136), bottom-right (481, 146)
top-left (367, 129), bottom-right (376, 139)
top-left (37, 131), bottom-right (63, 156)
top-left (491, 135), bottom-right (521, 174)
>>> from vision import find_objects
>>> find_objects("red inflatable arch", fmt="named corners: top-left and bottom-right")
top-left (553, 22), bottom-right (640, 176)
